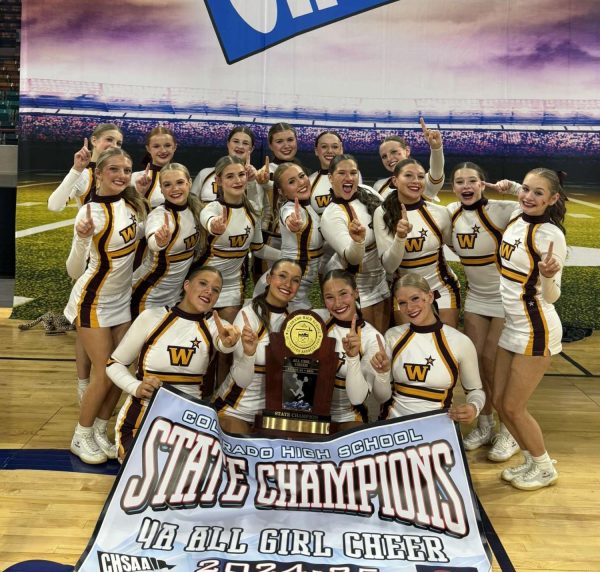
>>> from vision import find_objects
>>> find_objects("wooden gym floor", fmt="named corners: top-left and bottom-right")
top-left (0, 316), bottom-right (599, 571)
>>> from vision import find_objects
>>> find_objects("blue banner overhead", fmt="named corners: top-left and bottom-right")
top-left (204, 0), bottom-right (400, 63)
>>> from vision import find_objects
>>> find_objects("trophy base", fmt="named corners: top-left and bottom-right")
top-left (255, 410), bottom-right (332, 439)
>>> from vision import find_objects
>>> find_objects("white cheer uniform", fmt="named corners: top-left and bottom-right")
top-left (214, 303), bottom-right (288, 423)
top-left (315, 310), bottom-right (389, 423)
top-left (131, 164), bottom-right (164, 209)
top-left (64, 193), bottom-right (142, 328)
top-left (498, 213), bottom-right (566, 356)
top-left (48, 164), bottom-right (96, 212)
top-left (254, 198), bottom-right (323, 310)
top-left (448, 197), bottom-right (519, 317)
top-left (321, 193), bottom-right (389, 308)
top-left (381, 320), bottom-right (485, 418)
top-left (108, 305), bottom-right (234, 458)
top-left (374, 198), bottom-right (460, 310)
top-left (131, 201), bottom-right (200, 318)
top-left (199, 199), bottom-right (278, 307)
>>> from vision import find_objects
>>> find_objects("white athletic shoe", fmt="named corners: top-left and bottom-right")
top-left (501, 454), bottom-right (534, 482)
top-left (463, 425), bottom-right (494, 451)
top-left (93, 429), bottom-right (118, 460)
top-left (71, 431), bottom-right (108, 464)
top-left (487, 431), bottom-right (519, 462)
top-left (511, 461), bottom-right (558, 491)
top-left (77, 379), bottom-right (89, 405)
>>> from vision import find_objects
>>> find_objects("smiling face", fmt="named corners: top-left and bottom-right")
top-left (269, 129), bottom-right (297, 162)
top-left (181, 270), bottom-right (222, 314)
top-left (265, 261), bottom-right (302, 306)
top-left (452, 167), bottom-right (485, 206)
top-left (91, 129), bottom-right (123, 156)
top-left (329, 159), bottom-right (359, 201)
top-left (227, 131), bottom-right (254, 162)
top-left (278, 164), bottom-right (311, 201)
top-left (379, 140), bottom-right (410, 173)
top-left (395, 285), bottom-right (436, 327)
top-left (315, 133), bottom-right (343, 170)
top-left (95, 154), bottom-right (132, 196)
top-left (160, 169), bottom-right (191, 206)
top-left (323, 277), bottom-right (359, 322)
top-left (519, 173), bottom-right (559, 217)
top-left (216, 163), bottom-right (247, 204)
top-left (146, 134), bottom-right (177, 167)
top-left (393, 162), bottom-right (426, 204)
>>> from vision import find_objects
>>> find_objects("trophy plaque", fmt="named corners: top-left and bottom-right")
top-left (256, 310), bottom-right (338, 438)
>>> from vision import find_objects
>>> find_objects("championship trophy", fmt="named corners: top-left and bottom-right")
top-left (256, 310), bottom-right (338, 438)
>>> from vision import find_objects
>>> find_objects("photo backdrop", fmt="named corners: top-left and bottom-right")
top-left (15, 0), bottom-right (600, 326)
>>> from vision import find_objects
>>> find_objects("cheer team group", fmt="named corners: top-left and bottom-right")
top-left (47, 119), bottom-right (568, 492)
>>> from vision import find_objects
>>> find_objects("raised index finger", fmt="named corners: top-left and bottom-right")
top-left (377, 335), bottom-right (385, 353)
top-left (212, 310), bottom-right (224, 333)
top-left (401, 203), bottom-right (408, 220)
top-left (546, 241), bottom-right (554, 261)
top-left (145, 163), bottom-right (151, 177)
top-left (86, 203), bottom-right (92, 220)
top-left (350, 314), bottom-right (357, 334)
top-left (242, 310), bottom-right (251, 329)
top-left (164, 212), bottom-right (170, 227)
top-left (83, 137), bottom-right (88, 149)
top-left (348, 205), bottom-right (358, 221)
top-left (419, 117), bottom-right (428, 133)
top-left (264, 155), bottom-right (270, 171)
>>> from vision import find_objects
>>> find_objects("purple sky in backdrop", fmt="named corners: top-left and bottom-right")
top-left (21, 0), bottom-right (600, 106)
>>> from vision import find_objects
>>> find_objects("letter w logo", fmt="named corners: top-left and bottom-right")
top-left (405, 237), bottom-right (425, 253)
top-left (229, 233), bottom-right (249, 247)
top-left (456, 233), bottom-right (476, 249)
top-left (119, 223), bottom-right (137, 243)
top-left (500, 241), bottom-right (516, 260)
top-left (315, 195), bottom-right (331, 208)
top-left (168, 346), bottom-right (196, 366)
top-left (403, 363), bottom-right (430, 382)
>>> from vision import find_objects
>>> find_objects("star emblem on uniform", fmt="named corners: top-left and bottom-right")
top-left (528, 300), bottom-right (535, 307)
top-left (514, 238), bottom-right (522, 248)
top-left (425, 356), bottom-right (435, 366)
top-left (472, 224), bottom-right (480, 234)
top-left (244, 226), bottom-right (251, 235)
top-left (420, 229), bottom-right (429, 238)
top-left (191, 338), bottom-right (201, 349)
top-left (129, 214), bottom-right (137, 224)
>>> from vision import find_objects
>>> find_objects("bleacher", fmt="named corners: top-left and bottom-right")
top-left (0, 0), bottom-right (20, 144)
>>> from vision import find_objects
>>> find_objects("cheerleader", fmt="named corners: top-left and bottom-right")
top-left (199, 156), bottom-right (280, 325)
top-left (493, 168), bottom-right (567, 490)
top-left (254, 163), bottom-right (322, 310)
top-left (48, 123), bottom-right (123, 212)
top-left (320, 154), bottom-right (390, 333)
top-left (213, 259), bottom-right (303, 434)
top-left (130, 163), bottom-right (204, 318)
top-left (374, 273), bottom-right (485, 423)
top-left (131, 126), bottom-right (177, 208)
top-left (107, 265), bottom-right (240, 461)
top-left (373, 158), bottom-right (461, 327)
top-left (309, 130), bottom-right (344, 215)
top-left (317, 270), bottom-right (392, 431)
top-left (190, 126), bottom-right (266, 212)
top-left (374, 118), bottom-right (445, 200)
top-left (48, 123), bottom-right (124, 403)
top-left (64, 148), bottom-right (147, 464)
top-left (447, 162), bottom-right (520, 458)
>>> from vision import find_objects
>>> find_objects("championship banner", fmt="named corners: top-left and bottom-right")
top-left (75, 387), bottom-right (492, 571)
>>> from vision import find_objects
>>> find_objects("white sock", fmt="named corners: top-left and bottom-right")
top-left (76, 423), bottom-right (93, 435)
top-left (532, 451), bottom-right (553, 469)
top-left (478, 414), bottom-right (494, 428)
top-left (93, 418), bottom-right (108, 434)
top-left (521, 450), bottom-right (532, 463)
top-left (77, 377), bottom-right (89, 386)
